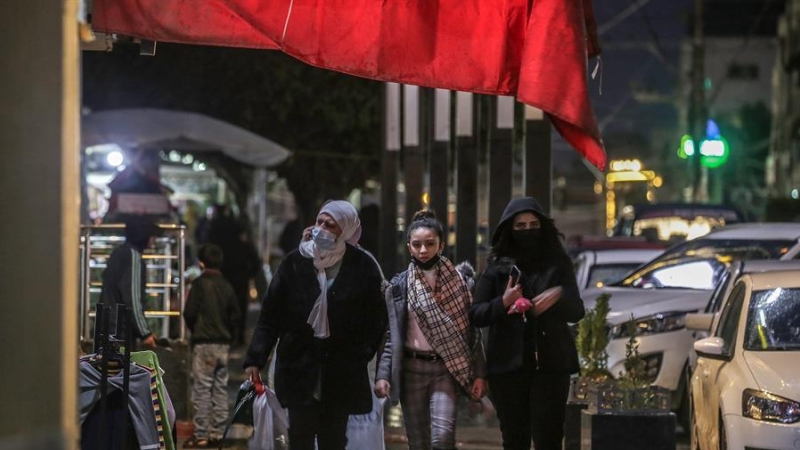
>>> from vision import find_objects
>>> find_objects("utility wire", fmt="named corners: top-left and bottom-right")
top-left (599, 0), bottom-right (653, 36)
top-left (632, 0), bottom-right (678, 74)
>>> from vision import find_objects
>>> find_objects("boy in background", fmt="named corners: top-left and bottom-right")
top-left (183, 244), bottom-right (241, 448)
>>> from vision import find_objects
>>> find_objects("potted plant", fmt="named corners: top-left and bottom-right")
top-left (564, 293), bottom-right (614, 450)
top-left (579, 317), bottom-right (676, 450)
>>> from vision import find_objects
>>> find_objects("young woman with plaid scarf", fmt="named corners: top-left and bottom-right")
top-left (470, 197), bottom-right (585, 450)
top-left (375, 210), bottom-right (487, 450)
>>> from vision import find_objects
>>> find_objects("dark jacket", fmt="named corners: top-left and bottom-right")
top-left (98, 243), bottom-right (151, 340)
top-left (184, 270), bottom-right (241, 345)
top-left (376, 268), bottom-right (486, 404)
top-left (470, 197), bottom-right (585, 376)
top-left (243, 245), bottom-right (388, 414)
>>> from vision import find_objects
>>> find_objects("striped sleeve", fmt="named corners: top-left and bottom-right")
top-left (129, 249), bottom-right (151, 338)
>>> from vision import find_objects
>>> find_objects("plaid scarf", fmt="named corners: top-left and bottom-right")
top-left (406, 256), bottom-right (474, 390)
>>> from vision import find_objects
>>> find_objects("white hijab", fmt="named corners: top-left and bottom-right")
top-left (298, 200), bottom-right (362, 338)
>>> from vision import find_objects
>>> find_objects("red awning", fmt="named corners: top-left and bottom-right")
top-left (92, 0), bottom-right (606, 169)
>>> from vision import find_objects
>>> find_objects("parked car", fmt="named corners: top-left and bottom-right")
top-left (690, 269), bottom-right (800, 450)
top-left (580, 223), bottom-right (800, 428)
top-left (685, 259), bottom-right (800, 372)
top-left (573, 248), bottom-right (663, 291)
top-left (566, 235), bottom-right (667, 258)
top-left (612, 202), bottom-right (745, 243)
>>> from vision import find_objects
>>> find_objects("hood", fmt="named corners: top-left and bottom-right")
top-left (581, 286), bottom-right (712, 325)
top-left (743, 352), bottom-right (800, 401)
top-left (491, 196), bottom-right (548, 245)
top-left (124, 216), bottom-right (160, 251)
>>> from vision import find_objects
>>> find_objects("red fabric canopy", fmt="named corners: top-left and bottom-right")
top-left (93, 0), bottom-right (605, 169)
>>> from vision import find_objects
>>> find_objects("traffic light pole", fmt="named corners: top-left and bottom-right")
top-left (690, 0), bottom-right (709, 202)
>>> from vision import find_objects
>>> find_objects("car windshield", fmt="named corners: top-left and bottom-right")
top-left (616, 256), bottom-right (727, 290)
top-left (614, 238), bottom-right (794, 289)
top-left (744, 288), bottom-right (800, 351)
top-left (586, 263), bottom-right (642, 289)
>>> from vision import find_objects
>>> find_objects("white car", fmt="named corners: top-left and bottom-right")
top-left (686, 259), bottom-right (800, 372)
top-left (690, 270), bottom-right (800, 450)
top-left (581, 223), bottom-right (800, 428)
top-left (573, 249), bottom-right (663, 291)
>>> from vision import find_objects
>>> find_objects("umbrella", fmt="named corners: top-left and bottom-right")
top-left (82, 108), bottom-right (291, 168)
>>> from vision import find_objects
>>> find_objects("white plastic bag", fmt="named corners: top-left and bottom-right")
top-left (249, 387), bottom-right (289, 450)
top-left (345, 391), bottom-right (386, 450)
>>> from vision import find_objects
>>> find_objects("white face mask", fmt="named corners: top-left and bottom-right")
top-left (312, 227), bottom-right (337, 250)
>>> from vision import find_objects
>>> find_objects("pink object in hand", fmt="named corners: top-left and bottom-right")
top-left (508, 298), bottom-right (532, 314)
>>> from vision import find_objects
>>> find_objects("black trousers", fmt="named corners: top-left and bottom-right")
top-left (488, 369), bottom-right (571, 450)
top-left (288, 400), bottom-right (350, 450)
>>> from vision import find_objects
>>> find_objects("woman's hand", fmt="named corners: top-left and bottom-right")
top-left (244, 366), bottom-right (261, 384)
top-left (501, 277), bottom-right (523, 308)
top-left (531, 286), bottom-right (563, 317)
top-left (302, 226), bottom-right (314, 242)
top-left (374, 379), bottom-right (391, 398)
top-left (470, 377), bottom-right (487, 400)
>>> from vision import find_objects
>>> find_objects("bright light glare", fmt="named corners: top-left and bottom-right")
top-left (762, 288), bottom-right (783, 306)
top-left (107, 151), bottom-right (124, 167)
top-left (700, 140), bottom-right (725, 157)
top-left (87, 143), bottom-right (123, 155)
top-left (652, 260), bottom-right (716, 289)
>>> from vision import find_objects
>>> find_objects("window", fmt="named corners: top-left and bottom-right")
top-left (744, 288), bottom-right (800, 351)
top-left (623, 257), bottom-right (726, 290)
top-left (727, 63), bottom-right (759, 81)
top-left (716, 282), bottom-right (746, 357)
top-left (704, 268), bottom-right (733, 314)
top-left (587, 263), bottom-right (642, 289)
top-left (616, 238), bottom-right (795, 289)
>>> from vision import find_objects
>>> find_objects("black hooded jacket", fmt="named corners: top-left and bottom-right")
top-left (470, 197), bottom-right (585, 376)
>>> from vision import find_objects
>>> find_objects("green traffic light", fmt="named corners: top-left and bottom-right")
top-left (677, 134), bottom-right (729, 168)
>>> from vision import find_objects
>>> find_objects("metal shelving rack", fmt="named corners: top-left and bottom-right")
top-left (80, 223), bottom-right (187, 343)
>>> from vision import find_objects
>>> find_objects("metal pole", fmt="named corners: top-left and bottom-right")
top-left (404, 85), bottom-right (424, 226)
top-left (690, 0), bottom-right (708, 202)
top-left (380, 83), bottom-right (401, 276)
top-left (179, 226), bottom-right (186, 342)
top-left (488, 96), bottom-right (515, 233)
top-left (455, 92), bottom-right (478, 266)
top-left (524, 106), bottom-right (553, 215)
top-left (430, 89), bottom-right (450, 225)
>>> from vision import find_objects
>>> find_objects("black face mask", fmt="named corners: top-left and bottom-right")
top-left (512, 229), bottom-right (542, 251)
top-left (412, 254), bottom-right (441, 270)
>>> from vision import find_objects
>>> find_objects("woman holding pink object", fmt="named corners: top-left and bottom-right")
top-left (470, 197), bottom-right (584, 450)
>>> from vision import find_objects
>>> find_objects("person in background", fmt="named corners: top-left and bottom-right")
top-left (470, 197), bottom-right (584, 450)
top-left (220, 224), bottom-right (261, 346)
top-left (183, 243), bottom-right (241, 448)
top-left (96, 215), bottom-right (160, 349)
top-left (243, 200), bottom-right (387, 450)
top-left (375, 210), bottom-right (486, 450)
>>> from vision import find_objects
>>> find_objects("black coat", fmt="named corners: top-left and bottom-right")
top-left (470, 256), bottom-right (584, 376)
top-left (243, 245), bottom-right (387, 414)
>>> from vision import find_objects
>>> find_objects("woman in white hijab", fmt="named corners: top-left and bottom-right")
top-left (243, 200), bottom-right (387, 450)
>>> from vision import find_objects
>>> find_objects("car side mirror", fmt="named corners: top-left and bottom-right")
top-left (694, 337), bottom-right (725, 357)
top-left (686, 313), bottom-right (714, 332)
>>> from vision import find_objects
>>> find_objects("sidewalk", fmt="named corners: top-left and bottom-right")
top-left (175, 301), bottom-right (689, 450)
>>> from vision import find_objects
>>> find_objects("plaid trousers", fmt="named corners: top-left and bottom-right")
top-left (400, 356), bottom-right (458, 450)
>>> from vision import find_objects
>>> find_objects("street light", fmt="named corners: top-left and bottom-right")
top-left (605, 159), bottom-right (660, 234)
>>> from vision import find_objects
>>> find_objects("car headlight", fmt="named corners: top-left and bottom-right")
top-left (609, 312), bottom-right (687, 339)
top-left (742, 389), bottom-right (800, 424)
